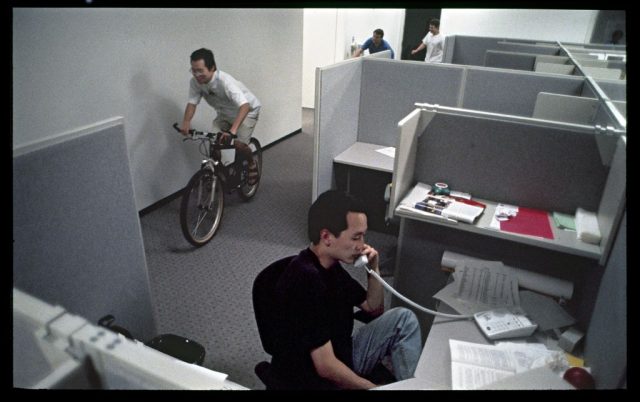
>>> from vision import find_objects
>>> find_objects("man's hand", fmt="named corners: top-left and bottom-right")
top-left (219, 131), bottom-right (233, 145)
top-left (360, 244), bottom-right (379, 272)
top-left (180, 122), bottom-right (190, 137)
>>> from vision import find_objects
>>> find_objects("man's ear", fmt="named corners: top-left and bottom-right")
top-left (319, 229), bottom-right (333, 247)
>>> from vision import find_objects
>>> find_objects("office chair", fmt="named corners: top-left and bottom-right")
top-left (98, 315), bottom-right (206, 366)
top-left (252, 255), bottom-right (395, 390)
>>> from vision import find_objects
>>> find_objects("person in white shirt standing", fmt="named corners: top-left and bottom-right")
top-left (180, 48), bottom-right (262, 185)
top-left (411, 19), bottom-right (444, 63)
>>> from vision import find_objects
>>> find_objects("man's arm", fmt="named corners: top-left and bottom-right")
top-left (229, 102), bottom-right (250, 135)
top-left (181, 103), bottom-right (197, 136)
top-left (358, 245), bottom-right (384, 316)
top-left (411, 42), bottom-right (426, 55)
top-left (310, 341), bottom-right (376, 389)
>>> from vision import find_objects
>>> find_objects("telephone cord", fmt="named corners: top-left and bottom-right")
top-left (364, 265), bottom-right (473, 320)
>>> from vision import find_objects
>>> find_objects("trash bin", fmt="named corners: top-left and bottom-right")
top-left (144, 334), bottom-right (206, 365)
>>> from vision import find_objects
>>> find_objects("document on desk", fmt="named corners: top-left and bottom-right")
top-left (449, 339), bottom-right (568, 390)
top-left (441, 251), bottom-right (574, 300)
top-left (454, 260), bottom-right (520, 310)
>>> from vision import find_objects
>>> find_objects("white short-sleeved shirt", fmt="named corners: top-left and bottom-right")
top-left (188, 70), bottom-right (261, 120)
top-left (422, 32), bottom-right (445, 63)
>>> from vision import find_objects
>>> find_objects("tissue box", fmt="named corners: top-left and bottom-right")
top-left (575, 208), bottom-right (601, 245)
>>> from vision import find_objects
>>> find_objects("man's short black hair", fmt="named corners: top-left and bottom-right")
top-left (429, 18), bottom-right (440, 29)
top-left (374, 28), bottom-right (384, 37)
top-left (190, 48), bottom-right (216, 70)
top-left (308, 190), bottom-right (366, 245)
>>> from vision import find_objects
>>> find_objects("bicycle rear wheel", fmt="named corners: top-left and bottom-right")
top-left (180, 169), bottom-right (224, 247)
top-left (239, 138), bottom-right (262, 201)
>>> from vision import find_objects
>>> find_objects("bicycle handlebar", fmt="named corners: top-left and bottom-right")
top-left (172, 123), bottom-right (237, 144)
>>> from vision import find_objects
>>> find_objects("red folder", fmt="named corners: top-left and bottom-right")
top-left (500, 207), bottom-right (554, 240)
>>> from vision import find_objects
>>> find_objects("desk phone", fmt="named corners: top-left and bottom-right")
top-left (474, 308), bottom-right (538, 340)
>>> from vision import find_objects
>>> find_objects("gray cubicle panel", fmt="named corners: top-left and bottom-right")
top-left (578, 66), bottom-right (623, 81)
top-left (484, 50), bottom-right (537, 71)
top-left (358, 59), bottom-right (464, 147)
top-left (535, 54), bottom-right (571, 66)
top-left (411, 109), bottom-right (607, 214)
top-left (495, 41), bottom-right (560, 56)
top-left (584, 212), bottom-right (626, 389)
top-left (534, 63), bottom-right (575, 75)
top-left (532, 92), bottom-right (599, 125)
top-left (462, 68), bottom-right (585, 117)
top-left (312, 58), bottom-right (362, 200)
top-left (442, 34), bottom-right (455, 64)
top-left (448, 35), bottom-right (506, 66)
top-left (365, 49), bottom-right (392, 59)
top-left (389, 107), bottom-right (625, 340)
top-left (589, 79), bottom-right (626, 101)
top-left (13, 118), bottom-right (157, 341)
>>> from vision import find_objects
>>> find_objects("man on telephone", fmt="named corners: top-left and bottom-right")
top-left (273, 190), bottom-right (422, 389)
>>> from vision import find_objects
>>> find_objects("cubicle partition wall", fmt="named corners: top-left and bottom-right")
top-left (389, 106), bottom-right (626, 387)
top-left (589, 79), bottom-right (627, 101)
top-left (314, 56), bottom-right (621, 201)
top-left (461, 68), bottom-right (584, 117)
top-left (358, 60), bottom-right (465, 146)
top-left (13, 118), bottom-right (157, 342)
top-left (446, 35), bottom-right (507, 66)
top-left (444, 35), bottom-right (625, 67)
top-left (312, 58), bottom-right (362, 200)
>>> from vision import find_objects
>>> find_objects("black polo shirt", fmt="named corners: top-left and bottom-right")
top-left (272, 248), bottom-right (367, 389)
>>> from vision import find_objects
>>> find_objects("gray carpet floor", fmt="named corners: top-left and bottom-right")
top-left (139, 108), bottom-right (397, 390)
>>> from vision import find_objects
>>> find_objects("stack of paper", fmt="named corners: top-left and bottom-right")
top-left (433, 260), bottom-right (520, 315)
top-left (449, 339), bottom-right (569, 390)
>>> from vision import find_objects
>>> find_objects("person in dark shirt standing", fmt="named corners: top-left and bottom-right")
top-left (354, 28), bottom-right (395, 59)
top-left (273, 190), bottom-right (421, 389)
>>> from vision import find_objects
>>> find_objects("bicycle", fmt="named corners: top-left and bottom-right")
top-left (172, 123), bottom-right (262, 247)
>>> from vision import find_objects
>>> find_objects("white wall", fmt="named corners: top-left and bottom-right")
top-left (302, 9), bottom-right (405, 108)
top-left (13, 8), bottom-right (303, 211)
top-left (440, 9), bottom-right (598, 43)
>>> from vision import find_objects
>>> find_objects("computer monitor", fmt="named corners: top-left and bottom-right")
top-left (13, 288), bottom-right (230, 390)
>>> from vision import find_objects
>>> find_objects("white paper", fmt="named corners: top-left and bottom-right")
top-left (433, 282), bottom-right (479, 315)
top-left (441, 251), bottom-right (574, 300)
top-left (398, 182), bottom-right (432, 206)
top-left (449, 339), bottom-right (568, 390)
top-left (489, 203), bottom-right (519, 230)
top-left (375, 146), bottom-right (396, 158)
top-left (441, 201), bottom-right (484, 224)
top-left (454, 260), bottom-right (519, 309)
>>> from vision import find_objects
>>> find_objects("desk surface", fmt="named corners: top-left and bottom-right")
top-left (333, 142), bottom-right (395, 173)
top-left (396, 192), bottom-right (601, 260)
top-left (382, 305), bottom-right (573, 390)
top-left (413, 313), bottom-right (488, 389)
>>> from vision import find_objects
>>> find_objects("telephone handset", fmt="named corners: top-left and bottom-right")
top-left (354, 254), bottom-right (369, 269)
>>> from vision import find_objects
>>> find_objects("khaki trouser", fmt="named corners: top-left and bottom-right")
top-left (212, 115), bottom-right (258, 145)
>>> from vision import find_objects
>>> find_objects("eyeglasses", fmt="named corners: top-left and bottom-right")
top-left (189, 68), bottom-right (208, 77)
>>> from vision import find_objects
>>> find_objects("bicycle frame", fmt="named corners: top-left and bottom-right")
top-left (173, 122), bottom-right (262, 247)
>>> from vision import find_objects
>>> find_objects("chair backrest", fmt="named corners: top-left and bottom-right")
top-left (252, 255), bottom-right (296, 356)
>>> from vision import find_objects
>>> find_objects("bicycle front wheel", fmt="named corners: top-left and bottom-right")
top-left (239, 138), bottom-right (263, 201)
top-left (180, 169), bottom-right (224, 247)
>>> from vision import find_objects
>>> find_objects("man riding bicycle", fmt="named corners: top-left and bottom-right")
top-left (180, 48), bottom-right (261, 186)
